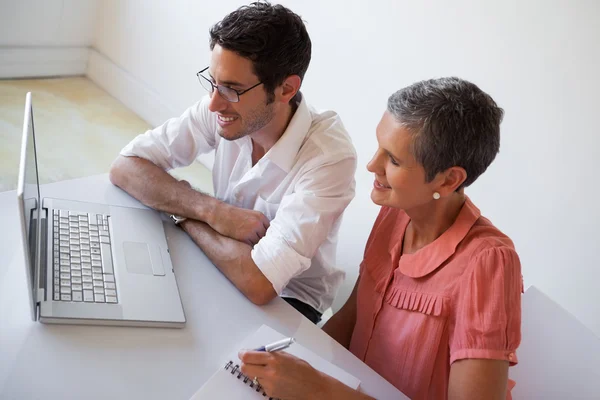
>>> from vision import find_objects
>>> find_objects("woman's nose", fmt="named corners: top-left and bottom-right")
top-left (367, 150), bottom-right (383, 174)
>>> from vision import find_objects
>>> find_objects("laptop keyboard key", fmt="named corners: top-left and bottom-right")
top-left (72, 291), bottom-right (83, 302)
top-left (83, 290), bottom-right (94, 302)
top-left (106, 296), bottom-right (117, 303)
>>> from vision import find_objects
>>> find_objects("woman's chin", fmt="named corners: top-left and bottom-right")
top-left (370, 191), bottom-right (386, 206)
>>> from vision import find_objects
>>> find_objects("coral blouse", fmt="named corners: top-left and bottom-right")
top-left (349, 198), bottom-right (522, 399)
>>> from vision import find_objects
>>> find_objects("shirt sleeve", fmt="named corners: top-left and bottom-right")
top-left (251, 157), bottom-right (356, 295)
top-left (119, 96), bottom-right (218, 170)
top-left (449, 246), bottom-right (523, 365)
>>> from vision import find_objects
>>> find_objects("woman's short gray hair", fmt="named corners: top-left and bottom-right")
top-left (387, 77), bottom-right (504, 188)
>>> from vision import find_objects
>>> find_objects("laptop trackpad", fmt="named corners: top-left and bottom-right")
top-left (123, 241), bottom-right (165, 276)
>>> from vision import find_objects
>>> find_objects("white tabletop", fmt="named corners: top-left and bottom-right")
top-left (0, 174), bottom-right (407, 400)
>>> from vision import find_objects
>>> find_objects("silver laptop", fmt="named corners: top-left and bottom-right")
top-left (17, 92), bottom-right (186, 328)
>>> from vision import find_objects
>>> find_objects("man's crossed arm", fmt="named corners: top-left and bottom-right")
top-left (109, 155), bottom-right (276, 304)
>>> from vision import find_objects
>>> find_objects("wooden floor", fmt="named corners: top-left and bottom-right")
top-left (0, 77), bottom-right (212, 193)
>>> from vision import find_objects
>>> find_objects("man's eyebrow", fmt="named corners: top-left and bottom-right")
top-left (208, 72), bottom-right (244, 88)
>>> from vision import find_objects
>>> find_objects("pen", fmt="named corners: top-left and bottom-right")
top-left (254, 337), bottom-right (296, 352)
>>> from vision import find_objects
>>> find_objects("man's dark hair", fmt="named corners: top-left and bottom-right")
top-left (209, 1), bottom-right (311, 103)
top-left (387, 77), bottom-right (504, 188)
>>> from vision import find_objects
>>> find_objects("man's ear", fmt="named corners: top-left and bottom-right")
top-left (277, 75), bottom-right (301, 104)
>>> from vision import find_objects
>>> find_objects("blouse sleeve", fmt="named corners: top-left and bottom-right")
top-left (449, 246), bottom-right (523, 365)
top-left (359, 206), bottom-right (390, 275)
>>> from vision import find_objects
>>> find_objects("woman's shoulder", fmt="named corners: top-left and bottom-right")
top-left (467, 214), bottom-right (517, 254)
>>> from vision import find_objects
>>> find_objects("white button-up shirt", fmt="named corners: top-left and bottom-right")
top-left (120, 94), bottom-right (357, 312)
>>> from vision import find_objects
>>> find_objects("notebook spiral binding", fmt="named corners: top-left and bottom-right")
top-left (224, 360), bottom-right (279, 400)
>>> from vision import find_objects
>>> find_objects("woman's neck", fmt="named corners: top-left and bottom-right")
top-left (403, 191), bottom-right (466, 254)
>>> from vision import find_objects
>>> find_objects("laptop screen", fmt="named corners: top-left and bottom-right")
top-left (17, 92), bottom-right (42, 320)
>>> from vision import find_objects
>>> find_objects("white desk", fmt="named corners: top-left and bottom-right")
top-left (0, 174), bottom-right (407, 400)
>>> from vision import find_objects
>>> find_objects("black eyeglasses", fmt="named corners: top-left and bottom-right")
top-left (196, 67), bottom-right (263, 103)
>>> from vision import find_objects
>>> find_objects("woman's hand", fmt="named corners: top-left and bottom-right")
top-left (239, 350), bottom-right (330, 400)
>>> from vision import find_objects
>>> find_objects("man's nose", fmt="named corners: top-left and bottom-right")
top-left (207, 90), bottom-right (228, 113)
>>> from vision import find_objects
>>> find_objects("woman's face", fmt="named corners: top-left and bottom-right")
top-left (367, 111), bottom-right (440, 210)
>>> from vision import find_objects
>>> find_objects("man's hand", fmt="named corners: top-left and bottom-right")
top-left (210, 203), bottom-right (270, 246)
top-left (177, 179), bottom-right (270, 246)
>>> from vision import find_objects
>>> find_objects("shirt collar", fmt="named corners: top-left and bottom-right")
top-left (398, 196), bottom-right (481, 278)
top-left (264, 94), bottom-right (311, 172)
top-left (233, 94), bottom-right (311, 173)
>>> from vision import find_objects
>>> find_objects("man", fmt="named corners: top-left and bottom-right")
top-left (109, 2), bottom-right (356, 324)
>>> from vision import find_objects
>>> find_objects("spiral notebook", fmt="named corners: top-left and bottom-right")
top-left (189, 324), bottom-right (361, 399)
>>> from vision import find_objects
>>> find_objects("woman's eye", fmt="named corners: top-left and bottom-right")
top-left (389, 155), bottom-right (399, 166)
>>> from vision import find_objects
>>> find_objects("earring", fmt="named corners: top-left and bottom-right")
top-left (433, 192), bottom-right (441, 200)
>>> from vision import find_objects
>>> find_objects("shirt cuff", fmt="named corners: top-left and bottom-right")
top-left (451, 348), bottom-right (518, 366)
top-left (251, 234), bottom-right (311, 295)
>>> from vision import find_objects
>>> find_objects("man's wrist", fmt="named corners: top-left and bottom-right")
top-left (202, 198), bottom-right (224, 228)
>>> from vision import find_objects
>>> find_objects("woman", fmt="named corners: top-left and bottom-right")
top-left (239, 77), bottom-right (522, 400)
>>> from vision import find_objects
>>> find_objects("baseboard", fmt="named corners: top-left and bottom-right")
top-left (86, 48), bottom-right (215, 169)
top-left (0, 47), bottom-right (89, 79)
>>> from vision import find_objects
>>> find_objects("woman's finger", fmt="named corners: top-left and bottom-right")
top-left (239, 350), bottom-right (273, 365)
top-left (240, 362), bottom-right (266, 379)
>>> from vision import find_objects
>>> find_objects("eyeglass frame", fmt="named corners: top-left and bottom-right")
top-left (196, 66), bottom-right (264, 103)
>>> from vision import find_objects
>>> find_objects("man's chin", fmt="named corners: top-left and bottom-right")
top-left (217, 126), bottom-right (246, 141)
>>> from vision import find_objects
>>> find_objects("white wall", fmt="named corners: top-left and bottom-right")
top-left (0, 0), bottom-right (98, 77)
top-left (90, 0), bottom-right (600, 335)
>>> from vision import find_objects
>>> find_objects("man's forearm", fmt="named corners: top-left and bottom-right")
top-left (109, 155), bottom-right (218, 223)
top-left (180, 219), bottom-right (277, 305)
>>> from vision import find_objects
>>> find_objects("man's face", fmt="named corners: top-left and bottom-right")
top-left (206, 45), bottom-right (275, 141)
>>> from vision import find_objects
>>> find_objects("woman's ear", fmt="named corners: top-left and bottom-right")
top-left (437, 166), bottom-right (467, 195)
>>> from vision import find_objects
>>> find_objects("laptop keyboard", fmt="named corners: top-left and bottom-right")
top-left (52, 209), bottom-right (119, 303)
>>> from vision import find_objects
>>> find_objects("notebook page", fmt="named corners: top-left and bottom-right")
top-left (190, 367), bottom-right (266, 399)
top-left (189, 324), bottom-right (361, 399)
